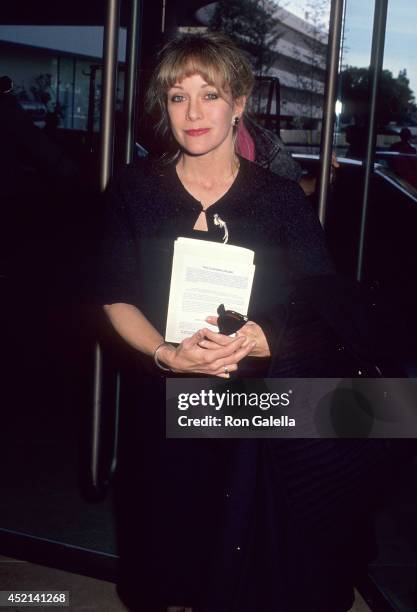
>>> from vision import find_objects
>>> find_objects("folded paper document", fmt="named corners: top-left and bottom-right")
top-left (165, 237), bottom-right (255, 343)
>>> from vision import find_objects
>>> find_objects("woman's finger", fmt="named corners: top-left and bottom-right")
top-left (181, 329), bottom-right (205, 349)
top-left (210, 341), bottom-right (255, 370)
top-left (199, 335), bottom-right (243, 350)
top-left (206, 336), bottom-right (250, 361)
top-left (198, 339), bottom-right (222, 350)
top-left (231, 342), bottom-right (256, 363)
top-left (201, 328), bottom-right (241, 346)
top-left (213, 363), bottom-right (238, 376)
top-left (205, 316), bottom-right (219, 326)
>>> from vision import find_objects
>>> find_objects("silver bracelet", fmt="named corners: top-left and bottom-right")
top-left (153, 341), bottom-right (171, 371)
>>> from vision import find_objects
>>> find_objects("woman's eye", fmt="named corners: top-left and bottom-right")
top-left (205, 92), bottom-right (219, 100)
top-left (170, 94), bottom-right (185, 103)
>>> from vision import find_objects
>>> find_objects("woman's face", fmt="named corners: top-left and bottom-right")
top-left (167, 73), bottom-right (245, 158)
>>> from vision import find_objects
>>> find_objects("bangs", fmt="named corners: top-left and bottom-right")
top-left (159, 51), bottom-right (230, 96)
top-left (145, 32), bottom-right (255, 148)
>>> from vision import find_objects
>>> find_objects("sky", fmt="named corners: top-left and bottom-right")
top-left (284, 0), bottom-right (417, 96)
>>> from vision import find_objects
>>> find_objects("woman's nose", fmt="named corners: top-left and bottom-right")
top-left (186, 97), bottom-right (203, 121)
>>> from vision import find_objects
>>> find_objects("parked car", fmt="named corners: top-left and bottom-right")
top-left (293, 153), bottom-right (417, 371)
top-left (374, 150), bottom-right (417, 190)
top-left (293, 154), bottom-right (417, 280)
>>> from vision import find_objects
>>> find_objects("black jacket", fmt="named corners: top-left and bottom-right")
top-left (245, 114), bottom-right (303, 182)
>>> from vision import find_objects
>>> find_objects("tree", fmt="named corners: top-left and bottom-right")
top-left (340, 66), bottom-right (416, 128)
top-left (14, 72), bottom-right (66, 129)
top-left (208, 0), bottom-right (283, 77)
top-left (30, 73), bottom-right (54, 106)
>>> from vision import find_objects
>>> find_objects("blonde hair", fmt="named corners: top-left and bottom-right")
top-left (145, 32), bottom-right (254, 151)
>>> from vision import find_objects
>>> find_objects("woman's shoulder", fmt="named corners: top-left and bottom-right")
top-left (106, 158), bottom-right (179, 220)
top-left (113, 157), bottom-right (171, 193)
top-left (240, 156), bottom-right (306, 202)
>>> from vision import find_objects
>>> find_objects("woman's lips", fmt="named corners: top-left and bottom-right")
top-left (184, 128), bottom-right (210, 137)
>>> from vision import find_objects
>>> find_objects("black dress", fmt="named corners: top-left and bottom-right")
top-left (99, 157), bottom-right (400, 612)
top-left (100, 156), bottom-right (332, 314)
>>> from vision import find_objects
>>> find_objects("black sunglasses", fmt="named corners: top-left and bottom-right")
top-left (217, 304), bottom-right (248, 335)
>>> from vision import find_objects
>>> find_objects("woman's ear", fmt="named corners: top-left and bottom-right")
top-left (234, 96), bottom-right (247, 119)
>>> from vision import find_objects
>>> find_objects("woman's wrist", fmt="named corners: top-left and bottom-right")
top-left (156, 342), bottom-right (176, 370)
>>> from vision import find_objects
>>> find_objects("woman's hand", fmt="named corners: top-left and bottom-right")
top-left (203, 317), bottom-right (270, 358)
top-left (158, 329), bottom-right (255, 378)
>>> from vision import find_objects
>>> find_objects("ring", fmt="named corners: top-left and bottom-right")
top-left (223, 366), bottom-right (229, 374)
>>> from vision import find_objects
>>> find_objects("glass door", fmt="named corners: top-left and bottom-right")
top-left (0, 13), bottom-right (128, 576)
top-left (333, 2), bottom-right (417, 610)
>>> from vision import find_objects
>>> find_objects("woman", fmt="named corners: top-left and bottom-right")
top-left (99, 32), bottom-right (393, 612)
top-left (101, 29), bottom-right (334, 370)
